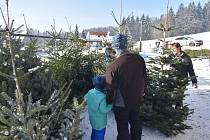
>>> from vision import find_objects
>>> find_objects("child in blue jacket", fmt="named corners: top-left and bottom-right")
top-left (85, 75), bottom-right (113, 140)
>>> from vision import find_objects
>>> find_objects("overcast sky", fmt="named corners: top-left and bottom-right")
top-left (0, 0), bottom-right (208, 32)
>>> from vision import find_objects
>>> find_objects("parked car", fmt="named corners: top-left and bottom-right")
top-left (173, 36), bottom-right (203, 47)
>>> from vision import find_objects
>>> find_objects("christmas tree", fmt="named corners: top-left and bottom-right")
top-left (0, 1), bottom-right (89, 139)
top-left (140, 12), bottom-right (193, 135)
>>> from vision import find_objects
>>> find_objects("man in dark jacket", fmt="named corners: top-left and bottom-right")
top-left (106, 34), bottom-right (146, 140)
top-left (170, 42), bottom-right (198, 88)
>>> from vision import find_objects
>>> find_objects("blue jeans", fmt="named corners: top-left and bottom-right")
top-left (91, 128), bottom-right (106, 140)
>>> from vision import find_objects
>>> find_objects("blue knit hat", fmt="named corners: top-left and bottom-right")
top-left (112, 34), bottom-right (128, 50)
top-left (92, 75), bottom-right (106, 90)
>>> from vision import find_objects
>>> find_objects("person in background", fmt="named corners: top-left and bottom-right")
top-left (170, 42), bottom-right (198, 88)
top-left (105, 47), bottom-right (116, 65)
top-left (106, 34), bottom-right (146, 140)
top-left (84, 75), bottom-right (112, 140)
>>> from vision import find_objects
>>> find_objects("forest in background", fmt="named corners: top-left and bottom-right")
top-left (84, 1), bottom-right (210, 41)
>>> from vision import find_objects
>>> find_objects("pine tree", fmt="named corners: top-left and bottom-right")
top-left (140, 14), bottom-right (146, 41)
top-left (0, 1), bottom-right (93, 139)
top-left (186, 2), bottom-right (198, 34)
top-left (203, 1), bottom-right (210, 31)
top-left (81, 30), bottom-right (86, 39)
top-left (176, 3), bottom-right (187, 35)
top-left (195, 2), bottom-right (205, 33)
top-left (124, 26), bottom-right (133, 50)
top-left (126, 16), bottom-right (131, 23)
top-left (140, 2), bottom-right (193, 135)
top-left (136, 16), bottom-right (140, 24)
top-left (0, 29), bottom-right (44, 100)
top-left (168, 8), bottom-right (176, 36)
top-left (130, 15), bottom-right (135, 24)
top-left (75, 24), bottom-right (79, 39)
top-left (140, 50), bottom-right (192, 136)
top-left (0, 21), bottom-right (85, 140)
top-left (45, 26), bottom-right (105, 99)
top-left (142, 16), bottom-right (152, 40)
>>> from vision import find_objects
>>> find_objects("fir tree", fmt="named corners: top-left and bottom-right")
top-left (130, 15), bottom-right (135, 24)
top-left (140, 50), bottom-right (193, 136)
top-left (124, 26), bottom-right (133, 50)
top-left (81, 30), bottom-right (86, 39)
top-left (140, 1), bottom-right (193, 136)
top-left (0, 1), bottom-right (89, 139)
top-left (75, 24), bottom-right (79, 39)
top-left (203, 1), bottom-right (210, 31)
top-left (168, 8), bottom-right (176, 36)
top-left (196, 2), bottom-right (205, 33)
top-left (142, 16), bottom-right (152, 41)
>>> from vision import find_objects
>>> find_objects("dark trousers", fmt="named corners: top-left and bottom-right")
top-left (91, 128), bottom-right (106, 140)
top-left (113, 106), bottom-right (142, 140)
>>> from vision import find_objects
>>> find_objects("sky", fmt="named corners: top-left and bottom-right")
top-left (0, 0), bottom-right (208, 32)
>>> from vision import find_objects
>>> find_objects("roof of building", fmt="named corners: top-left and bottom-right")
top-left (89, 32), bottom-right (109, 36)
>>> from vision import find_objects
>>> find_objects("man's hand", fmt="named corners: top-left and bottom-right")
top-left (192, 83), bottom-right (198, 88)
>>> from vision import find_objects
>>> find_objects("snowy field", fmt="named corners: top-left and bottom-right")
top-left (135, 31), bottom-right (210, 53)
top-left (81, 58), bottom-right (210, 140)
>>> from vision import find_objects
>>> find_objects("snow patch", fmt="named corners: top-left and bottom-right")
top-left (81, 57), bottom-right (210, 140)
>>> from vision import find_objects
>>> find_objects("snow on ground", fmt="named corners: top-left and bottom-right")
top-left (134, 31), bottom-right (210, 53)
top-left (81, 58), bottom-right (210, 140)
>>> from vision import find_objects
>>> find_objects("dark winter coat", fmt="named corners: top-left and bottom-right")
top-left (170, 51), bottom-right (197, 84)
top-left (106, 51), bottom-right (146, 109)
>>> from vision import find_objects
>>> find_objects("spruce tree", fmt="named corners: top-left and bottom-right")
top-left (81, 30), bottom-right (86, 39)
top-left (175, 3), bottom-right (186, 35)
top-left (203, 1), bottom-right (210, 31)
top-left (0, 29), bottom-right (43, 98)
top-left (0, 1), bottom-right (89, 139)
top-left (196, 2), bottom-right (205, 33)
top-left (75, 24), bottom-right (79, 39)
top-left (140, 48), bottom-right (192, 136)
top-left (168, 8), bottom-right (176, 37)
top-left (142, 16), bottom-right (152, 40)
top-left (140, 2), bottom-right (192, 135)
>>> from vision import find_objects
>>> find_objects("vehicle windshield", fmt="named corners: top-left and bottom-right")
top-left (175, 37), bottom-right (194, 40)
top-left (186, 37), bottom-right (194, 40)
top-left (175, 37), bottom-right (185, 40)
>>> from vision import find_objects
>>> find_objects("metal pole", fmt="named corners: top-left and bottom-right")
top-left (139, 20), bottom-right (142, 52)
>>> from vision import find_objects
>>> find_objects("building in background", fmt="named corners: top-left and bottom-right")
top-left (86, 31), bottom-right (114, 53)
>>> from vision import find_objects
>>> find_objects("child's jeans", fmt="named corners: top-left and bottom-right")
top-left (91, 128), bottom-right (106, 140)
